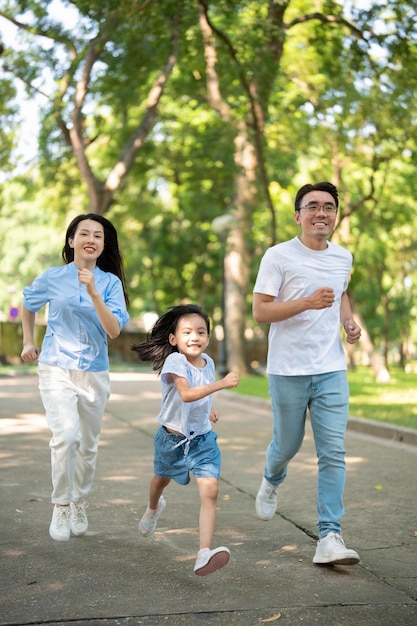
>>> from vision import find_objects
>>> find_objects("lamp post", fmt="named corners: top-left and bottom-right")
top-left (212, 214), bottom-right (235, 376)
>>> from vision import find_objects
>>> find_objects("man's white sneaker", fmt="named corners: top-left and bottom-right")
top-left (255, 477), bottom-right (278, 520)
top-left (313, 532), bottom-right (360, 565)
top-left (70, 500), bottom-right (89, 536)
top-left (49, 505), bottom-right (71, 542)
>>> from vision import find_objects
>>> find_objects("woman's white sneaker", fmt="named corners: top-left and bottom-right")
top-left (49, 505), bottom-right (71, 542)
top-left (313, 532), bottom-right (360, 565)
top-left (70, 500), bottom-right (89, 536)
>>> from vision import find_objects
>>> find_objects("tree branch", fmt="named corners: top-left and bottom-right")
top-left (285, 12), bottom-right (367, 42)
top-left (103, 16), bottom-right (180, 200)
top-left (199, 0), bottom-right (282, 242)
top-left (0, 11), bottom-right (77, 56)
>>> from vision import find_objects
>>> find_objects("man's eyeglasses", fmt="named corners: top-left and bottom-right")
top-left (299, 202), bottom-right (337, 214)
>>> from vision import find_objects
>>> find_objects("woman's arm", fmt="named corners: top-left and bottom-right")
top-left (20, 306), bottom-right (40, 362)
top-left (78, 268), bottom-right (121, 339)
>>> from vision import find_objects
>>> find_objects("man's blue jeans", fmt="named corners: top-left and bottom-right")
top-left (265, 371), bottom-right (349, 538)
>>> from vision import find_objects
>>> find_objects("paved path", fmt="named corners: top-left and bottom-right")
top-left (0, 371), bottom-right (416, 626)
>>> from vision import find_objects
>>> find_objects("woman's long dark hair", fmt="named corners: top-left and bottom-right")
top-left (62, 213), bottom-right (129, 307)
top-left (131, 304), bottom-right (210, 374)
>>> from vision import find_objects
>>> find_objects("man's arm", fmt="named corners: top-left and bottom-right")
top-left (253, 288), bottom-right (336, 324)
top-left (340, 291), bottom-right (361, 344)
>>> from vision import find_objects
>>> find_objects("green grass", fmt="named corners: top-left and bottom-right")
top-left (230, 366), bottom-right (417, 431)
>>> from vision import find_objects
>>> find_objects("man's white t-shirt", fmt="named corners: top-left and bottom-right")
top-left (253, 236), bottom-right (352, 376)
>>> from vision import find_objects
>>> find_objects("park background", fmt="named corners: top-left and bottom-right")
top-left (1, 0), bottom-right (417, 431)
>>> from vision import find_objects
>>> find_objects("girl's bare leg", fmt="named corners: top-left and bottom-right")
top-left (195, 477), bottom-right (219, 549)
top-left (149, 475), bottom-right (171, 509)
top-left (193, 477), bottom-right (229, 575)
top-left (139, 475), bottom-right (170, 538)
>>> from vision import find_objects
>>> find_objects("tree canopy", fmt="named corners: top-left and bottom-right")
top-left (1, 0), bottom-right (417, 374)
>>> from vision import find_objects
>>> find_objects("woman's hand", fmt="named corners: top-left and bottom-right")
top-left (21, 344), bottom-right (40, 363)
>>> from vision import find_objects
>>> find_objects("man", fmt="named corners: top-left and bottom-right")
top-left (253, 181), bottom-right (361, 565)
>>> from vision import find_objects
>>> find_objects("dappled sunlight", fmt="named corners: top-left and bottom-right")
top-left (0, 390), bottom-right (40, 399)
top-left (278, 543), bottom-right (302, 554)
top-left (214, 527), bottom-right (254, 542)
top-left (0, 451), bottom-right (14, 460)
top-left (100, 498), bottom-right (137, 505)
top-left (351, 498), bottom-right (390, 510)
top-left (151, 527), bottom-right (200, 550)
top-left (285, 454), bottom-right (317, 472)
top-left (110, 372), bottom-right (158, 382)
top-left (45, 582), bottom-right (66, 591)
top-left (238, 463), bottom-right (268, 476)
top-left (4, 549), bottom-right (26, 557)
top-left (1, 451), bottom-right (37, 468)
top-left (100, 474), bottom-right (139, 482)
top-left (0, 415), bottom-right (48, 434)
top-left (99, 425), bottom-right (130, 436)
top-left (0, 376), bottom-right (38, 388)
top-left (346, 456), bottom-right (366, 465)
top-left (218, 436), bottom-right (264, 452)
top-left (256, 559), bottom-right (274, 567)
top-left (172, 553), bottom-right (196, 564)
top-left (218, 408), bottom-right (271, 424)
top-left (158, 527), bottom-right (199, 537)
top-left (102, 413), bottom-right (156, 426)
top-left (105, 413), bottom-right (159, 429)
top-left (108, 391), bottom-right (160, 402)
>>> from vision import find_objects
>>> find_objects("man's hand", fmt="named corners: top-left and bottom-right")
top-left (344, 320), bottom-right (361, 344)
top-left (307, 287), bottom-right (335, 310)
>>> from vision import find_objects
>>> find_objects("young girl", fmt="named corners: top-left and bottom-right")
top-left (21, 214), bottom-right (129, 542)
top-left (131, 304), bottom-right (239, 576)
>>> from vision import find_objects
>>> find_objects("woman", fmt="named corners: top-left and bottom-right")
top-left (21, 214), bottom-right (129, 542)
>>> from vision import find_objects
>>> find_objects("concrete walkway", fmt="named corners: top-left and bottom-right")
top-left (0, 371), bottom-right (416, 626)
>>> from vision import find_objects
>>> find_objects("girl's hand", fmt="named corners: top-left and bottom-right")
top-left (210, 409), bottom-right (219, 423)
top-left (222, 371), bottom-right (240, 389)
top-left (21, 344), bottom-right (40, 363)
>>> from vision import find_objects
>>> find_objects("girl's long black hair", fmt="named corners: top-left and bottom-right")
top-left (62, 213), bottom-right (129, 307)
top-left (131, 304), bottom-right (210, 374)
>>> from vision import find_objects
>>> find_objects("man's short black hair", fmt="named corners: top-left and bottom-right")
top-left (295, 182), bottom-right (339, 212)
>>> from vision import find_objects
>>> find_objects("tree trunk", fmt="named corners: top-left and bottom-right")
top-left (224, 126), bottom-right (257, 376)
top-left (353, 311), bottom-right (391, 383)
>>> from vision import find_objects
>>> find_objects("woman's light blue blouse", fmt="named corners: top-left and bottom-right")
top-left (23, 262), bottom-right (129, 371)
